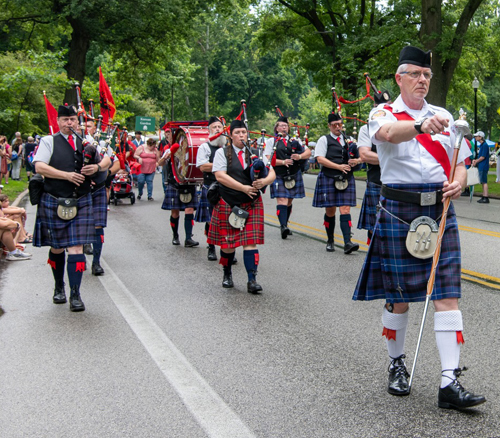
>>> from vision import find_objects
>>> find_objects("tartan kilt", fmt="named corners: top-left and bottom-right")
top-left (91, 185), bottom-right (108, 228)
top-left (357, 181), bottom-right (381, 231)
top-left (312, 172), bottom-right (356, 208)
top-left (352, 183), bottom-right (461, 303)
top-left (270, 170), bottom-right (306, 199)
top-left (194, 185), bottom-right (213, 223)
top-left (33, 192), bottom-right (95, 249)
top-left (207, 197), bottom-right (264, 249)
top-left (161, 184), bottom-right (198, 211)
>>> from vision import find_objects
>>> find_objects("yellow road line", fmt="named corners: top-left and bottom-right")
top-left (458, 225), bottom-right (500, 239)
top-left (461, 269), bottom-right (500, 284)
top-left (461, 275), bottom-right (500, 290)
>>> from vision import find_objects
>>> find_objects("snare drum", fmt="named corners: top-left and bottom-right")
top-left (171, 126), bottom-right (208, 184)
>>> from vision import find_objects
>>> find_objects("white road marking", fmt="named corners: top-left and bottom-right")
top-left (98, 259), bottom-right (256, 438)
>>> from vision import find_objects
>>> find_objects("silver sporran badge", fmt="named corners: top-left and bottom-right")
top-left (229, 206), bottom-right (249, 230)
top-left (284, 175), bottom-right (296, 189)
top-left (405, 216), bottom-right (438, 259)
top-left (334, 179), bottom-right (348, 191)
top-left (179, 192), bottom-right (192, 203)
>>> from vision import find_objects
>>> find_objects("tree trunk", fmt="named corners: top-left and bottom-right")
top-left (205, 25), bottom-right (209, 118)
top-left (63, 19), bottom-right (91, 105)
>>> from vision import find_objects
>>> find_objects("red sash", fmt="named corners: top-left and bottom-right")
top-left (384, 105), bottom-right (451, 178)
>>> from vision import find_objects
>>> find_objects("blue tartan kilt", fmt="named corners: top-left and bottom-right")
top-left (91, 185), bottom-right (108, 228)
top-left (161, 184), bottom-right (199, 211)
top-left (357, 181), bottom-right (381, 231)
top-left (270, 171), bottom-right (306, 199)
top-left (33, 192), bottom-right (95, 249)
top-left (312, 172), bottom-right (356, 208)
top-left (194, 185), bottom-right (213, 223)
top-left (352, 183), bottom-right (461, 303)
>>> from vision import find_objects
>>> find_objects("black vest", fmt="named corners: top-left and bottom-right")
top-left (203, 144), bottom-right (219, 186)
top-left (274, 137), bottom-right (301, 177)
top-left (218, 146), bottom-right (255, 207)
top-left (366, 143), bottom-right (381, 185)
top-left (44, 133), bottom-right (91, 198)
top-left (322, 135), bottom-right (349, 178)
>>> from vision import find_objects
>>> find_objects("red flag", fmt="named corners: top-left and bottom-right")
top-left (43, 91), bottom-right (59, 135)
top-left (99, 66), bottom-right (116, 125)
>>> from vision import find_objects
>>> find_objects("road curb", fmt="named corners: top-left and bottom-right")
top-left (11, 188), bottom-right (29, 207)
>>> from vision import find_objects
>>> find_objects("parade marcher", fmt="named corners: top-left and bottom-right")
top-left (33, 104), bottom-right (102, 312)
top-left (84, 119), bottom-right (113, 275)
top-left (357, 92), bottom-right (391, 244)
top-left (159, 140), bottom-right (199, 248)
top-left (264, 116), bottom-right (310, 239)
top-left (353, 46), bottom-right (485, 410)
top-left (195, 116), bottom-right (226, 261)
top-left (159, 129), bottom-right (172, 193)
top-left (471, 131), bottom-right (490, 204)
top-left (312, 113), bottom-right (361, 254)
top-left (208, 119), bottom-right (276, 293)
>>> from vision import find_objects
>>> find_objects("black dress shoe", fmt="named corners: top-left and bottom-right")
top-left (69, 285), bottom-right (85, 312)
top-left (280, 225), bottom-right (290, 239)
top-left (232, 257), bottom-right (238, 265)
top-left (477, 197), bottom-right (490, 204)
top-left (247, 280), bottom-right (263, 294)
top-left (344, 241), bottom-right (360, 254)
top-left (438, 369), bottom-right (486, 410)
top-left (185, 238), bottom-right (199, 247)
top-left (172, 234), bottom-right (180, 245)
top-left (387, 355), bottom-right (410, 396)
top-left (288, 229), bottom-right (293, 236)
top-left (53, 280), bottom-right (67, 304)
top-left (83, 243), bottom-right (93, 255)
top-left (91, 263), bottom-right (105, 276)
top-left (326, 239), bottom-right (335, 252)
top-left (207, 246), bottom-right (217, 261)
top-left (222, 273), bottom-right (234, 288)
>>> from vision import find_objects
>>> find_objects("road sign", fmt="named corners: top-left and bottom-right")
top-left (135, 116), bottom-right (156, 132)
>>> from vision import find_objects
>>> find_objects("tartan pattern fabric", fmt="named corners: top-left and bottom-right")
top-left (269, 170), bottom-right (306, 199)
top-left (91, 185), bottom-right (108, 228)
top-left (161, 184), bottom-right (199, 211)
top-left (357, 181), bottom-right (381, 231)
top-left (352, 183), bottom-right (461, 303)
top-left (33, 192), bottom-right (95, 249)
top-left (194, 185), bottom-right (213, 223)
top-left (312, 172), bottom-right (356, 208)
top-left (207, 197), bottom-right (264, 249)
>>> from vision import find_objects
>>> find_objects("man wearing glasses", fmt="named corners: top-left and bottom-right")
top-left (353, 46), bottom-right (485, 410)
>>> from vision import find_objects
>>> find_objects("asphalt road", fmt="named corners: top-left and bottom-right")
top-left (1, 174), bottom-right (499, 438)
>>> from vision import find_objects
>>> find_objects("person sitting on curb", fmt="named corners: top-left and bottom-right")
top-left (0, 215), bottom-right (32, 260)
top-left (0, 194), bottom-right (32, 243)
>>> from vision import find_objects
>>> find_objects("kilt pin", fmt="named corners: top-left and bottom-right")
top-left (352, 183), bottom-right (461, 303)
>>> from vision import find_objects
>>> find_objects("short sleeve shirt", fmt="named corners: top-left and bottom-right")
top-left (212, 145), bottom-right (248, 172)
top-left (196, 142), bottom-right (213, 167)
top-left (315, 133), bottom-right (345, 158)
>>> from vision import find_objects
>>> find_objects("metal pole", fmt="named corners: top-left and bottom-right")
top-left (474, 88), bottom-right (477, 135)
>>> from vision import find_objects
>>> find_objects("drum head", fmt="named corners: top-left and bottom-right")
top-left (172, 127), bottom-right (207, 184)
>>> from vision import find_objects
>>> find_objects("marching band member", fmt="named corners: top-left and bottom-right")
top-left (159, 140), bottom-right (200, 248)
top-left (312, 113), bottom-right (361, 254)
top-left (264, 116), bottom-right (310, 239)
top-left (33, 104), bottom-right (101, 312)
top-left (352, 46), bottom-right (485, 409)
top-left (195, 116), bottom-right (226, 261)
top-left (84, 118), bottom-right (113, 275)
top-left (208, 120), bottom-right (275, 294)
top-left (356, 92), bottom-right (391, 244)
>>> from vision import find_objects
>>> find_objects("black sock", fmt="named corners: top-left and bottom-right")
top-left (205, 222), bottom-right (210, 237)
top-left (93, 228), bottom-right (104, 265)
top-left (286, 205), bottom-right (293, 225)
top-left (220, 250), bottom-right (235, 274)
top-left (243, 249), bottom-right (259, 281)
top-left (340, 214), bottom-right (352, 244)
top-left (184, 214), bottom-right (194, 239)
top-left (170, 216), bottom-right (179, 237)
top-left (48, 250), bottom-right (65, 283)
top-left (323, 214), bottom-right (335, 241)
top-left (277, 205), bottom-right (288, 227)
top-left (66, 254), bottom-right (86, 289)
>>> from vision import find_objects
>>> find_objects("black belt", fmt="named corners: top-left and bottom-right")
top-left (381, 185), bottom-right (443, 206)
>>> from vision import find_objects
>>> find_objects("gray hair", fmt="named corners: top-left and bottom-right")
top-left (396, 64), bottom-right (408, 75)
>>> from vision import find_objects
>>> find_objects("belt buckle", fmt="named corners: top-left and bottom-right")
top-left (420, 191), bottom-right (436, 206)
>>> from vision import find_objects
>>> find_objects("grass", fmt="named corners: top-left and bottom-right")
top-left (1, 167), bottom-right (30, 203)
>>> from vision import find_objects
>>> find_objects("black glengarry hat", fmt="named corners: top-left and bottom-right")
top-left (328, 113), bottom-right (342, 123)
top-left (57, 104), bottom-right (77, 117)
top-left (208, 116), bottom-right (222, 126)
top-left (230, 119), bottom-right (246, 133)
top-left (277, 116), bottom-right (288, 124)
top-left (398, 46), bottom-right (432, 68)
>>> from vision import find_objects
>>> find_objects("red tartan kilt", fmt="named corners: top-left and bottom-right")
top-left (207, 197), bottom-right (264, 249)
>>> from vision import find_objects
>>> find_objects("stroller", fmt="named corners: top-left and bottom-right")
top-left (109, 172), bottom-right (136, 205)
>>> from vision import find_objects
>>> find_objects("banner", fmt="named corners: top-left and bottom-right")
top-left (43, 91), bottom-right (59, 134)
top-left (99, 66), bottom-right (116, 125)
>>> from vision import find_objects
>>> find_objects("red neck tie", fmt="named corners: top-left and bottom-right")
top-left (337, 136), bottom-right (341, 143)
top-left (67, 134), bottom-right (75, 151)
top-left (238, 150), bottom-right (244, 168)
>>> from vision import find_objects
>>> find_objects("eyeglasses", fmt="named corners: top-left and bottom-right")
top-left (400, 71), bottom-right (433, 80)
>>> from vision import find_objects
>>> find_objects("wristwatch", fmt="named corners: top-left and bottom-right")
top-left (414, 117), bottom-right (427, 134)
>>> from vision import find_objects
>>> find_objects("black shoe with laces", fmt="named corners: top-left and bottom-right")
top-left (53, 280), bottom-right (67, 304)
top-left (438, 368), bottom-right (486, 410)
top-left (185, 238), bottom-right (199, 247)
top-left (326, 239), bottom-right (335, 252)
top-left (387, 355), bottom-right (410, 396)
top-left (172, 234), bottom-right (180, 245)
top-left (207, 245), bottom-right (217, 261)
top-left (280, 225), bottom-right (290, 239)
top-left (69, 285), bottom-right (85, 312)
top-left (222, 272), bottom-right (234, 288)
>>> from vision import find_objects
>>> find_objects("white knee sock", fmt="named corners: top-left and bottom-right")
top-left (434, 310), bottom-right (464, 388)
top-left (382, 307), bottom-right (409, 362)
